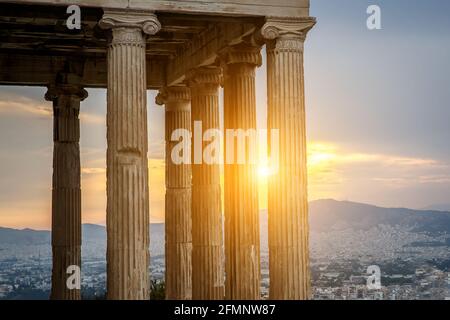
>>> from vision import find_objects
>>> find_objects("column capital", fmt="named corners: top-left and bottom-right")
top-left (155, 86), bottom-right (191, 106)
top-left (99, 9), bottom-right (161, 35)
top-left (220, 43), bottom-right (262, 67)
top-left (186, 67), bottom-right (223, 88)
top-left (261, 16), bottom-right (316, 42)
top-left (45, 84), bottom-right (88, 102)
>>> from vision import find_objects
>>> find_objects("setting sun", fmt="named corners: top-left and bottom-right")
top-left (257, 164), bottom-right (275, 178)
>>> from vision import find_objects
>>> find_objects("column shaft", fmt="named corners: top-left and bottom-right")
top-left (46, 82), bottom-right (87, 300)
top-left (100, 11), bottom-right (160, 300)
top-left (103, 30), bottom-right (146, 301)
top-left (262, 17), bottom-right (316, 300)
top-left (222, 46), bottom-right (261, 300)
top-left (188, 68), bottom-right (225, 299)
top-left (156, 87), bottom-right (192, 300)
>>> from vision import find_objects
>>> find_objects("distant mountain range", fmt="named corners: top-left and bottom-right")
top-left (1, 199), bottom-right (450, 245)
top-left (421, 203), bottom-right (450, 212)
top-left (309, 199), bottom-right (450, 233)
top-left (0, 226), bottom-right (49, 245)
top-left (0, 223), bottom-right (164, 246)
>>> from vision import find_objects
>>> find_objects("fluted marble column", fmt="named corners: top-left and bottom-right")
top-left (187, 67), bottom-right (225, 299)
top-left (45, 76), bottom-right (87, 300)
top-left (261, 17), bottom-right (316, 300)
top-left (156, 87), bottom-right (192, 300)
top-left (221, 45), bottom-right (262, 300)
top-left (99, 10), bottom-right (161, 300)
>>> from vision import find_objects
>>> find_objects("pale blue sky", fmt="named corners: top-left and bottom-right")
top-left (307, 0), bottom-right (450, 160)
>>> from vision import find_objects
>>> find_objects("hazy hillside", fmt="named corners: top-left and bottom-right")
top-left (0, 223), bottom-right (165, 249)
top-left (421, 204), bottom-right (450, 212)
top-left (309, 199), bottom-right (450, 233)
top-left (1, 200), bottom-right (450, 244)
top-left (0, 227), bottom-right (49, 245)
top-left (1, 200), bottom-right (450, 300)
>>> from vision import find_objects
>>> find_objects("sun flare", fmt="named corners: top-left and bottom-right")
top-left (258, 165), bottom-right (274, 178)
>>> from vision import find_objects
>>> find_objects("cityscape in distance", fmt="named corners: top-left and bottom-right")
top-left (1, 199), bottom-right (449, 300)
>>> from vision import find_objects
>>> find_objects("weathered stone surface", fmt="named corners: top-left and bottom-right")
top-left (187, 67), bottom-right (225, 300)
top-left (100, 10), bottom-right (161, 300)
top-left (0, 53), bottom-right (166, 89)
top-left (261, 17), bottom-right (316, 300)
top-left (8, 0), bottom-right (311, 17)
top-left (2, 1), bottom-right (316, 302)
top-left (156, 87), bottom-right (192, 300)
top-left (221, 44), bottom-right (261, 300)
top-left (45, 79), bottom-right (87, 300)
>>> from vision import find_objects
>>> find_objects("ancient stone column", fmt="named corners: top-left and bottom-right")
top-left (221, 45), bottom-right (262, 300)
top-left (261, 17), bottom-right (316, 300)
top-left (155, 87), bottom-right (192, 300)
top-left (187, 67), bottom-right (225, 299)
top-left (99, 10), bottom-right (161, 300)
top-left (45, 76), bottom-right (87, 300)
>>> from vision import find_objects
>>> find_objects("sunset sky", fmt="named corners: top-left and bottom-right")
top-left (0, 0), bottom-right (449, 229)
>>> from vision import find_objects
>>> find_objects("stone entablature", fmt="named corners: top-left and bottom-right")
top-left (6, 0), bottom-right (310, 17)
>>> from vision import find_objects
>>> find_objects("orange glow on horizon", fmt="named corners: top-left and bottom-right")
top-left (1, 140), bottom-right (442, 229)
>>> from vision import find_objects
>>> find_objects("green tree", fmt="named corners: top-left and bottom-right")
top-left (150, 279), bottom-right (165, 300)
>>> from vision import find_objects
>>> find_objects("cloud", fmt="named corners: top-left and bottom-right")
top-left (307, 141), bottom-right (450, 201)
top-left (80, 113), bottom-right (104, 125)
top-left (418, 175), bottom-right (450, 183)
top-left (374, 174), bottom-right (450, 186)
top-left (0, 97), bottom-right (51, 117)
top-left (0, 95), bottom-right (104, 124)
top-left (385, 157), bottom-right (438, 166)
top-left (81, 167), bottom-right (106, 175)
top-left (307, 142), bottom-right (443, 169)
